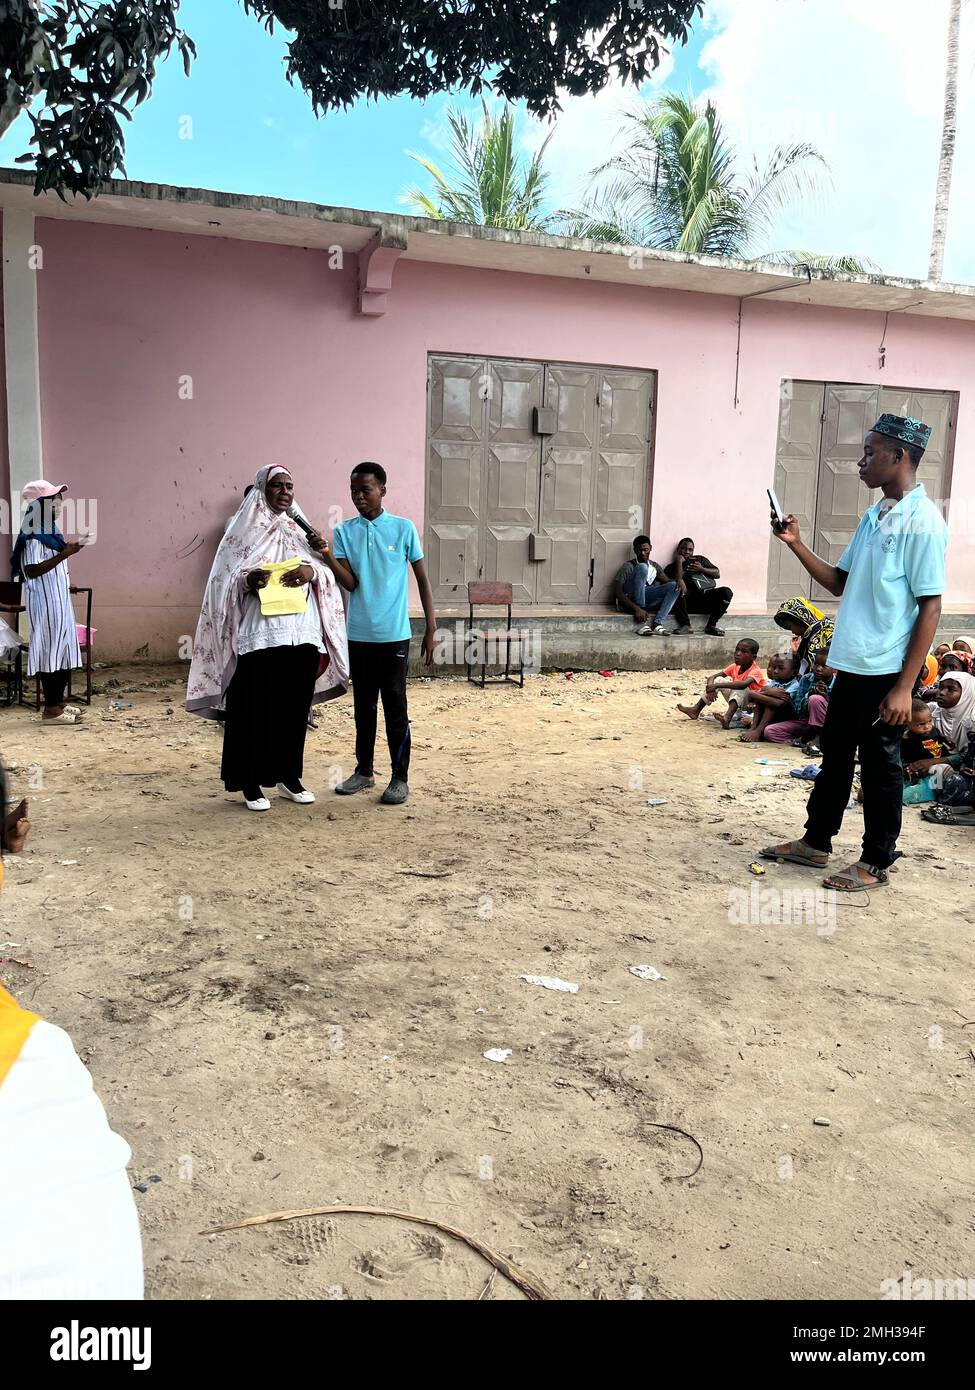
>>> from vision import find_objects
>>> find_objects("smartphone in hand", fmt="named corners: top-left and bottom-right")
top-left (767, 487), bottom-right (786, 532)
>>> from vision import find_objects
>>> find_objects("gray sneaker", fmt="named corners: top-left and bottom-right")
top-left (380, 777), bottom-right (409, 805)
top-left (335, 772), bottom-right (375, 796)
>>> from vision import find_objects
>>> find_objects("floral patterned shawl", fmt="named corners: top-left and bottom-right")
top-left (185, 466), bottom-right (349, 718)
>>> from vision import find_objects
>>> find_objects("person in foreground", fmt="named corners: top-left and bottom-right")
top-left (0, 768), bottom-right (144, 1299)
top-left (317, 463), bottom-right (436, 806)
top-left (762, 415), bottom-right (948, 891)
top-left (185, 466), bottom-right (349, 810)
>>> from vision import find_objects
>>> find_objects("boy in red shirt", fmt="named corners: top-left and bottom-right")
top-left (678, 638), bottom-right (765, 726)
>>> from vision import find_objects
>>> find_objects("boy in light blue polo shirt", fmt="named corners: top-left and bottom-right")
top-left (319, 463), bottom-right (437, 806)
top-left (764, 414), bottom-right (948, 892)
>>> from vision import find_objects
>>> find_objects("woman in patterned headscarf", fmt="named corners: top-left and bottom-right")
top-left (773, 597), bottom-right (835, 676)
top-left (186, 465), bottom-right (349, 811)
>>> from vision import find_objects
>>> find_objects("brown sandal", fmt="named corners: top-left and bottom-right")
top-left (760, 839), bottom-right (829, 868)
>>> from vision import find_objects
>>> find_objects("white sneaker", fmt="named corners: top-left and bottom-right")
top-left (244, 794), bottom-right (271, 812)
top-left (277, 783), bottom-right (315, 805)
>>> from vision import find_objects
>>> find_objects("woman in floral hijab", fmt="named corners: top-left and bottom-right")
top-left (773, 597), bottom-right (835, 676)
top-left (186, 466), bottom-right (349, 810)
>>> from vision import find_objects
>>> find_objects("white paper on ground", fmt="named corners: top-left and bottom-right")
top-left (629, 965), bottom-right (665, 981)
top-left (483, 1048), bottom-right (513, 1063)
top-left (519, 974), bottom-right (579, 994)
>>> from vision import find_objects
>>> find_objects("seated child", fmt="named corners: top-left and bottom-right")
top-left (738, 652), bottom-right (800, 742)
top-left (677, 638), bottom-right (764, 724)
top-left (764, 646), bottom-right (835, 751)
top-left (952, 635), bottom-right (975, 658)
top-left (933, 642), bottom-right (951, 661)
top-left (935, 730), bottom-right (975, 807)
top-left (902, 698), bottom-right (947, 785)
top-left (940, 650), bottom-right (971, 677)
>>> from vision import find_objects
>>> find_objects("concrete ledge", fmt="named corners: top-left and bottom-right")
top-left (409, 614), bottom-right (975, 676)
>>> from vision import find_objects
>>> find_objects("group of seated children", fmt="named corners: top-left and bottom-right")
top-left (677, 614), bottom-right (975, 826)
top-left (901, 636), bottom-right (975, 823)
top-left (677, 598), bottom-right (835, 755)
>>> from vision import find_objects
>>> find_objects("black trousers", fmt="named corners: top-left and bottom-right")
top-left (349, 639), bottom-right (411, 781)
top-left (40, 670), bottom-right (70, 708)
top-left (221, 643), bottom-right (319, 793)
top-left (671, 585), bottom-right (733, 627)
top-left (804, 671), bottom-right (904, 870)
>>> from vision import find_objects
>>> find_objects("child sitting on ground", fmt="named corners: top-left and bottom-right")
top-left (738, 652), bottom-right (800, 742)
top-left (902, 698), bottom-right (946, 784)
top-left (763, 646), bottom-right (835, 753)
top-left (677, 638), bottom-right (764, 725)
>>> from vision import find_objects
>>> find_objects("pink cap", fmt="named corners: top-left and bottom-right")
top-left (21, 479), bottom-right (67, 504)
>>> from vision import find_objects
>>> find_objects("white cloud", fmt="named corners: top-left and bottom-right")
top-left (519, 47), bottom-right (676, 213)
top-left (697, 0), bottom-right (975, 281)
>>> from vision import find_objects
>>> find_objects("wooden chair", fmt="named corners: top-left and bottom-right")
top-left (0, 581), bottom-right (26, 707)
top-left (465, 581), bottom-right (525, 689)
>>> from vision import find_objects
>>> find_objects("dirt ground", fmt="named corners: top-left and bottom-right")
top-left (1, 663), bottom-right (973, 1302)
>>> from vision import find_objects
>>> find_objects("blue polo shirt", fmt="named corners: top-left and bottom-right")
top-left (332, 510), bottom-right (423, 643)
top-left (828, 484), bottom-right (948, 676)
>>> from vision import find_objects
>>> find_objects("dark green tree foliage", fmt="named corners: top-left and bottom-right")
top-left (241, 0), bottom-right (702, 116)
top-left (1, 0), bottom-right (195, 198)
top-left (1, 0), bottom-right (701, 199)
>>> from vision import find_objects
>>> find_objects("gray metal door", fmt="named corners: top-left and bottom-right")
top-left (768, 381), bottom-right (956, 605)
top-left (536, 366), bottom-right (599, 604)
top-left (592, 370), bottom-right (656, 602)
top-left (767, 381), bottom-right (825, 603)
top-left (426, 354), bottom-right (654, 605)
top-left (426, 355), bottom-right (542, 604)
top-left (810, 384), bottom-right (880, 602)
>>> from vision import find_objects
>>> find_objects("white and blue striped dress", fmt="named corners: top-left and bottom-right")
top-left (23, 539), bottom-right (81, 678)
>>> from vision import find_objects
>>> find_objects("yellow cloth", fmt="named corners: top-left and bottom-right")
top-left (258, 558), bottom-right (308, 617)
top-left (0, 982), bottom-right (40, 1090)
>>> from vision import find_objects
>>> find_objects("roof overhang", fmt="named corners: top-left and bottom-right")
top-left (2, 167), bottom-right (973, 321)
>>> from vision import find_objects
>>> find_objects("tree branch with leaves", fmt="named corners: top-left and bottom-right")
top-left (1, 0), bottom-right (196, 199)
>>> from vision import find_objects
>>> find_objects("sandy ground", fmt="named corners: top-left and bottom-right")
top-left (1, 663), bottom-right (973, 1302)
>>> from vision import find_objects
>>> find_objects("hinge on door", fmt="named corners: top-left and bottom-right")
top-left (588, 557), bottom-right (595, 592)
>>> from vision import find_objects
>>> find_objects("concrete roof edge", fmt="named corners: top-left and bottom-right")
top-left (1, 166), bottom-right (973, 308)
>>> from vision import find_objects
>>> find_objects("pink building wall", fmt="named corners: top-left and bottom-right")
top-left (19, 216), bottom-right (975, 658)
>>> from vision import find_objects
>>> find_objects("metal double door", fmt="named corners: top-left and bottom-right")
top-left (425, 354), bottom-right (655, 605)
top-left (768, 381), bottom-right (956, 604)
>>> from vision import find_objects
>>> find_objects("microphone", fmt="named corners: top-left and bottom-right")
top-left (286, 505), bottom-right (318, 538)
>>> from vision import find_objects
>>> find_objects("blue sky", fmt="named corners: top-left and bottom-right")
top-left (1, 0), bottom-right (971, 283)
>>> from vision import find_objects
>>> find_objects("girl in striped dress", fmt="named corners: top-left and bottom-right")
top-left (11, 481), bottom-right (86, 725)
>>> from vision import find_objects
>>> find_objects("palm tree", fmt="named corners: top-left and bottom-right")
top-left (929, 0), bottom-right (963, 281)
top-left (405, 100), bottom-right (556, 231)
top-left (562, 92), bottom-right (874, 273)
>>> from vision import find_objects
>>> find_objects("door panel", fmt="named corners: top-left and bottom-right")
top-left (767, 381), bottom-right (824, 603)
top-left (426, 356), bottom-right (488, 602)
top-left (482, 361), bottom-right (544, 600)
top-left (536, 367), bottom-right (598, 604)
top-left (592, 371), bottom-right (654, 601)
top-left (810, 385), bottom-right (879, 602)
top-left (879, 387), bottom-right (954, 520)
top-left (427, 354), bottom-right (655, 606)
top-left (429, 358), bottom-right (485, 442)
